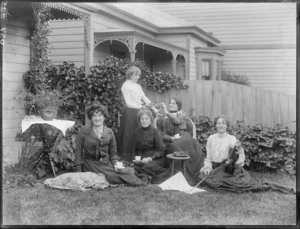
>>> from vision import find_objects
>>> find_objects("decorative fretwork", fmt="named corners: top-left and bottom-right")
top-left (46, 3), bottom-right (90, 48)
top-left (94, 36), bottom-right (132, 50)
top-left (94, 33), bottom-right (188, 63)
top-left (134, 36), bottom-right (187, 61)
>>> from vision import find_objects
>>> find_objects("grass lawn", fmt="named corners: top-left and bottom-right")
top-left (2, 171), bottom-right (296, 225)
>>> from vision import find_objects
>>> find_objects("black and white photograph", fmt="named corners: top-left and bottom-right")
top-left (2, 1), bottom-right (298, 226)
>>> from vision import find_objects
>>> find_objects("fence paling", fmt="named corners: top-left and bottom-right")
top-left (144, 80), bottom-right (296, 131)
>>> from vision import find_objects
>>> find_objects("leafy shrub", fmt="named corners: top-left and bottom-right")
top-left (19, 57), bottom-right (188, 175)
top-left (192, 115), bottom-right (215, 145)
top-left (36, 56), bottom-right (188, 133)
top-left (192, 115), bottom-right (296, 175)
top-left (221, 69), bottom-right (251, 86)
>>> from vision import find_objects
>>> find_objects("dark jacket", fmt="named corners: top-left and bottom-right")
top-left (159, 112), bottom-right (187, 142)
top-left (133, 125), bottom-right (164, 159)
top-left (74, 125), bottom-right (118, 172)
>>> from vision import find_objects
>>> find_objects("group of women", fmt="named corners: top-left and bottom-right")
top-left (74, 66), bottom-right (294, 193)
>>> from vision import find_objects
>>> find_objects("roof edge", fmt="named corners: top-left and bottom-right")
top-left (195, 47), bottom-right (226, 55)
top-left (94, 30), bottom-right (189, 53)
top-left (158, 26), bottom-right (220, 45)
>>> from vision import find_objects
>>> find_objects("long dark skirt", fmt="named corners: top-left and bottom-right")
top-left (83, 158), bottom-right (148, 186)
top-left (199, 164), bottom-right (295, 194)
top-left (117, 107), bottom-right (139, 162)
top-left (134, 158), bottom-right (171, 184)
top-left (167, 132), bottom-right (205, 186)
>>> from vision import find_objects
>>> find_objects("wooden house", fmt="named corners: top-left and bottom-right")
top-left (2, 2), bottom-right (89, 160)
top-left (149, 3), bottom-right (297, 95)
top-left (47, 3), bottom-right (225, 81)
top-left (2, 2), bottom-right (225, 159)
top-left (2, 2), bottom-right (296, 161)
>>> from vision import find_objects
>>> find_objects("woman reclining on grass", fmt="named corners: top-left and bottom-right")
top-left (199, 115), bottom-right (295, 194)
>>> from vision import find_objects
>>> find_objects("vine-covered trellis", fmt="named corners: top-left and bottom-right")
top-left (1, 1), bottom-right (9, 45)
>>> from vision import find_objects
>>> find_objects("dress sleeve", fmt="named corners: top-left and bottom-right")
top-left (204, 136), bottom-right (213, 169)
top-left (121, 84), bottom-right (142, 109)
top-left (161, 118), bottom-right (174, 142)
top-left (152, 129), bottom-right (164, 159)
top-left (140, 85), bottom-right (151, 105)
top-left (108, 129), bottom-right (118, 165)
top-left (74, 128), bottom-right (85, 172)
top-left (166, 112), bottom-right (185, 126)
top-left (132, 129), bottom-right (141, 157)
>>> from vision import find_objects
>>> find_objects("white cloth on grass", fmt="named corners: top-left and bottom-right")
top-left (44, 172), bottom-right (110, 191)
top-left (158, 172), bottom-right (206, 194)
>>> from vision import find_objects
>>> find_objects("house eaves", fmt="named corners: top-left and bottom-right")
top-left (74, 3), bottom-right (220, 47)
top-left (94, 30), bottom-right (189, 54)
top-left (92, 3), bottom-right (160, 35)
top-left (158, 26), bottom-right (221, 46)
top-left (194, 47), bottom-right (226, 56)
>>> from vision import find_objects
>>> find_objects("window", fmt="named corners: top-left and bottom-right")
top-left (202, 60), bottom-right (211, 79)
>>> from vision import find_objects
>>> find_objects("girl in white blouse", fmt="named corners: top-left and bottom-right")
top-left (117, 66), bottom-right (158, 162)
top-left (200, 115), bottom-right (245, 175)
top-left (198, 115), bottom-right (295, 194)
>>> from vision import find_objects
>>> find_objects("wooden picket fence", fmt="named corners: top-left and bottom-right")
top-left (144, 80), bottom-right (296, 131)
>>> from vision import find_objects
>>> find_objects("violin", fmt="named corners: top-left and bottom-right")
top-left (224, 146), bottom-right (240, 175)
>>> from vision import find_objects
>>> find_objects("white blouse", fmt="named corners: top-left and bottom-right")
top-left (204, 133), bottom-right (245, 168)
top-left (121, 80), bottom-right (151, 109)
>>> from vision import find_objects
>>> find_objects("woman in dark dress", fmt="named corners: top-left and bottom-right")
top-left (117, 66), bottom-right (158, 162)
top-left (74, 102), bottom-right (148, 186)
top-left (158, 98), bottom-right (205, 185)
top-left (133, 109), bottom-right (170, 184)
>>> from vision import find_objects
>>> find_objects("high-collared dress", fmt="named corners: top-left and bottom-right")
top-left (132, 125), bottom-right (171, 184)
top-left (117, 79), bottom-right (152, 162)
top-left (74, 125), bottom-right (147, 185)
top-left (157, 111), bottom-right (205, 185)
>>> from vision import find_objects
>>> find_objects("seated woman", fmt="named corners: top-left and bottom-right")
top-left (74, 101), bottom-right (148, 186)
top-left (200, 115), bottom-right (245, 175)
top-left (158, 98), bottom-right (205, 185)
top-left (133, 109), bottom-right (170, 184)
top-left (199, 115), bottom-right (295, 193)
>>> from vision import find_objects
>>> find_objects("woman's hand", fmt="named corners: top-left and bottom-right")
top-left (114, 161), bottom-right (122, 172)
top-left (161, 103), bottom-right (168, 114)
top-left (172, 133), bottom-right (182, 141)
top-left (141, 157), bottom-right (152, 164)
top-left (200, 166), bottom-right (212, 175)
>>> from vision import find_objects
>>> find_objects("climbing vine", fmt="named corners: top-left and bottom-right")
top-left (31, 2), bottom-right (51, 71)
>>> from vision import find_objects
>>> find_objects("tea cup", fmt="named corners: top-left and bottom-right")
top-left (115, 162), bottom-right (124, 168)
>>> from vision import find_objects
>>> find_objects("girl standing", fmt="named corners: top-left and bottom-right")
top-left (117, 66), bottom-right (158, 162)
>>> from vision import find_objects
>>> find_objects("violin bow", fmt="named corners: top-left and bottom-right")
top-left (189, 174), bottom-right (209, 193)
